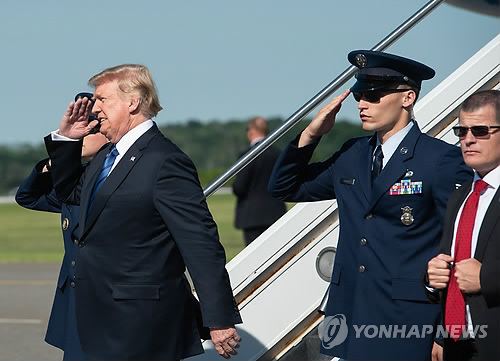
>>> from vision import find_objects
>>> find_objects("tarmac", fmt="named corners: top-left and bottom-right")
top-left (0, 263), bottom-right (63, 361)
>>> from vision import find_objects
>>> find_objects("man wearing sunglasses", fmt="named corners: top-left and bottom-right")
top-left (269, 50), bottom-right (472, 360)
top-left (426, 90), bottom-right (500, 361)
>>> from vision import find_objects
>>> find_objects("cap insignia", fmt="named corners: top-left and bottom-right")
top-left (355, 54), bottom-right (368, 68)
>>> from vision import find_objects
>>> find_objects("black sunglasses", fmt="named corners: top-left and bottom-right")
top-left (352, 88), bottom-right (410, 103)
top-left (453, 125), bottom-right (500, 138)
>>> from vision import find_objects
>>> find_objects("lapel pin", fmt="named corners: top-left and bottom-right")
top-left (404, 170), bottom-right (414, 177)
top-left (130, 156), bottom-right (136, 162)
top-left (400, 147), bottom-right (408, 154)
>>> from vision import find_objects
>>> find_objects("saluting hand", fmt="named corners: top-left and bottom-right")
top-left (298, 89), bottom-right (350, 147)
top-left (210, 326), bottom-right (241, 359)
top-left (427, 253), bottom-right (454, 289)
top-left (58, 97), bottom-right (98, 139)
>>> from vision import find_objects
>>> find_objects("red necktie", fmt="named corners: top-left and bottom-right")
top-left (445, 179), bottom-right (488, 341)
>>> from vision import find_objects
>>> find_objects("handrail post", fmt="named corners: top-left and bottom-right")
top-left (203, 0), bottom-right (445, 198)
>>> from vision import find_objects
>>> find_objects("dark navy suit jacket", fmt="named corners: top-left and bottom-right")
top-left (269, 123), bottom-right (473, 360)
top-left (427, 180), bottom-right (500, 360)
top-left (15, 160), bottom-right (85, 360)
top-left (233, 142), bottom-right (286, 230)
top-left (44, 124), bottom-right (242, 361)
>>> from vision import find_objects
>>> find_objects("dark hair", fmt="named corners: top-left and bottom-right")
top-left (460, 90), bottom-right (500, 123)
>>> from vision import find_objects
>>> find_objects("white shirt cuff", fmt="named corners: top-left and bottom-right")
top-left (50, 130), bottom-right (81, 141)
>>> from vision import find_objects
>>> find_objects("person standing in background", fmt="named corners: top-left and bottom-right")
top-left (233, 117), bottom-right (287, 246)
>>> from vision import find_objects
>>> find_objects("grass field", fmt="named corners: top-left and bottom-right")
top-left (0, 193), bottom-right (246, 263)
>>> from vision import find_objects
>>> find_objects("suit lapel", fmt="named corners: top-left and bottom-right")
top-left (442, 181), bottom-right (472, 253)
top-left (82, 125), bottom-right (160, 237)
top-left (367, 123), bottom-right (421, 212)
top-left (357, 136), bottom-right (375, 203)
top-left (79, 145), bottom-right (111, 233)
top-left (474, 186), bottom-right (500, 261)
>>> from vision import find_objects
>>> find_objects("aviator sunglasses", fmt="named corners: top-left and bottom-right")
top-left (452, 125), bottom-right (500, 138)
top-left (351, 88), bottom-right (410, 103)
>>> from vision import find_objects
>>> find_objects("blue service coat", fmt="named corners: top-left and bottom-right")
top-left (15, 160), bottom-right (85, 360)
top-left (269, 123), bottom-right (473, 360)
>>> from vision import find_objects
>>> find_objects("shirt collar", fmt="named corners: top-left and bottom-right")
top-left (375, 120), bottom-right (414, 166)
top-left (115, 119), bottom-right (154, 156)
top-left (474, 164), bottom-right (500, 190)
top-left (250, 136), bottom-right (265, 147)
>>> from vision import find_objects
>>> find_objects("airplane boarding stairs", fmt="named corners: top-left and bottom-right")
top-left (192, 33), bottom-right (500, 361)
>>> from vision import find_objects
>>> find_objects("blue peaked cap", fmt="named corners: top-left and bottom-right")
top-left (348, 50), bottom-right (435, 92)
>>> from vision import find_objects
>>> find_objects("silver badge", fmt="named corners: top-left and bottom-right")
top-left (62, 217), bottom-right (69, 231)
top-left (404, 170), bottom-right (414, 177)
top-left (355, 54), bottom-right (368, 68)
top-left (401, 206), bottom-right (414, 226)
top-left (400, 147), bottom-right (408, 154)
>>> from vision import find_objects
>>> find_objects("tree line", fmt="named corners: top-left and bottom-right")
top-left (0, 117), bottom-right (367, 195)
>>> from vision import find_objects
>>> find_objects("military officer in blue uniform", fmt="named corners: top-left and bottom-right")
top-left (15, 131), bottom-right (107, 360)
top-left (268, 50), bottom-right (473, 360)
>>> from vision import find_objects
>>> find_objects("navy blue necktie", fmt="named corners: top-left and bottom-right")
top-left (371, 145), bottom-right (384, 182)
top-left (88, 145), bottom-right (118, 215)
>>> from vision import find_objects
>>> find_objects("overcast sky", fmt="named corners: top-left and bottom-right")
top-left (1, 0), bottom-right (498, 145)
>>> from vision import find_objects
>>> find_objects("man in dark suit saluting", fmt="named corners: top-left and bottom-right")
top-left (427, 90), bottom-right (500, 361)
top-left (232, 116), bottom-right (286, 246)
top-left (44, 64), bottom-right (242, 360)
top-left (268, 50), bottom-right (472, 360)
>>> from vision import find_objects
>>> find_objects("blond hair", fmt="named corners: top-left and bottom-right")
top-left (89, 64), bottom-right (163, 118)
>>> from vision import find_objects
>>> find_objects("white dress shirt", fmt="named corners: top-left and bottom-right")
top-left (450, 164), bottom-right (500, 336)
top-left (109, 120), bottom-right (153, 173)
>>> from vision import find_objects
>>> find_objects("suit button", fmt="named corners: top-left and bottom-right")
top-left (359, 265), bottom-right (366, 273)
top-left (360, 238), bottom-right (367, 246)
top-left (71, 261), bottom-right (76, 267)
top-left (365, 213), bottom-right (373, 220)
top-left (70, 281), bottom-right (76, 288)
top-left (73, 239), bottom-right (79, 245)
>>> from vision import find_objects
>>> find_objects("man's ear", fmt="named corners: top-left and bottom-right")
top-left (129, 97), bottom-right (141, 113)
top-left (402, 89), bottom-right (416, 108)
